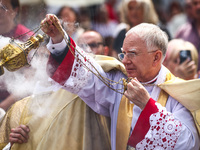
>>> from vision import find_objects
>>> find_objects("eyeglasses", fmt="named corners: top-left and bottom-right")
top-left (0, 3), bottom-right (8, 12)
top-left (79, 42), bottom-right (103, 49)
top-left (118, 49), bottom-right (158, 61)
top-left (87, 42), bottom-right (103, 48)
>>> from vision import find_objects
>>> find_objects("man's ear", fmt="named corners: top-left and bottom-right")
top-left (153, 50), bottom-right (162, 66)
top-left (104, 46), bottom-right (109, 56)
top-left (12, 7), bottom-right (19, 21)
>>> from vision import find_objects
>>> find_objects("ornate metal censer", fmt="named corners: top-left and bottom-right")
top-left (0, 34), bottom-right (44, 75)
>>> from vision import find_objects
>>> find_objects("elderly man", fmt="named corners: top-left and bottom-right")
top-left (41, 14), bottom-right (199, 150)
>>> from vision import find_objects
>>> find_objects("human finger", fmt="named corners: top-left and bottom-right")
top-left (9, 132), bottom-right (27, 144)
top-left (11, 125), bottom-right (30, 140)
top-left (181, 58), bottom-right (191, 65)
top-left (41, 14), bottom-right (55, 33)
top-left (184, 61), bottom-right (196, 73)
top-left (19, 125), bottom-right (30, 134)
top-left (9, 136), bottom-right (23, 145)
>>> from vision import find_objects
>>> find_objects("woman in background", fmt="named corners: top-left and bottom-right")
top-left (56, 6), bottom-right (84, 42)
top-left (163, 39), bottom-right (198, 80)
top-left (113, 0), bottom-right (171, 54)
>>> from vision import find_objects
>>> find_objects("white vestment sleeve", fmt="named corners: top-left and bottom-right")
top-left (47, 44), bottom-right (126, 117)
top-left (46, 32), bottom-right (69, 55)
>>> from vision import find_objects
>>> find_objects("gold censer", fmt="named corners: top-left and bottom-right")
top-left (0, 34), bottom-right (44, 75)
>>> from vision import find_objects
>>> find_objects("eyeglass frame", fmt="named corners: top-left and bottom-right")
top-left (118, 48), bottom-right (158, 61)
top-left (0, 2), bottom-right (8, 12)
top-left (79, 42), bottom-right (104, 49)
top-left (87, 42), bottom-right (104, 49)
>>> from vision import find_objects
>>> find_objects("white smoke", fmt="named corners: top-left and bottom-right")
top-left (0, 31), bottom-right (71, 118)
top-left (0, 35), bottom-right (50, 101)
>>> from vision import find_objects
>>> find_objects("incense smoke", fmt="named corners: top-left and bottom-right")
top-left (0, 35), bottom-right (50, 100)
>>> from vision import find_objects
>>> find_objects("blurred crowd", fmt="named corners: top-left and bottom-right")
top-left (3, 0), bottom-right (199, 77)
top-left (0, 0), bottom-right (200, 149)
top-left (1, 0), bottom-right (200, 117)
top-left (54, 0), bottom-right (199, 80)
top-left (0, 0), bottom-right (199, 113)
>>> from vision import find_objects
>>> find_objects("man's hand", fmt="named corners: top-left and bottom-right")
top-left (41, 14), bottom-right (64, 44)
top-left (124, 78), bottom-right (150, 110)
top-left (9, 125), bottom-right (30, 146)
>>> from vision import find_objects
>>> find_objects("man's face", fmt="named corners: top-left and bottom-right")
top-left (60, 7), bottom-right (76, 23)
top-left (192, 0), bottom-right (200, 19)
top-left (0, 0), bottom-right (17, 34)
top-left (78, 31), bottom-right (104, 55)
top-left (122, 32), bottom-right (156, 82)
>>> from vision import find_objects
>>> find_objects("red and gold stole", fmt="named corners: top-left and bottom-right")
top-left (116, 72), bottom-right (174, 150)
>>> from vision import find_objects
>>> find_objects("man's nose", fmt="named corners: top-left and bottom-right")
top-left (122, 54), bottom-right (130, 64)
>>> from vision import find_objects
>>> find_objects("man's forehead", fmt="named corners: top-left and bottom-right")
top-left (81, 32), bottom-right (102, 41)
top-left (123, 34), bottom-right (146, 50)
top-left (125, 31), bottom-right (144, 44)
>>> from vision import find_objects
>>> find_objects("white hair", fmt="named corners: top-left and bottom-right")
top-left (126, 23), bottom-right (168, 60)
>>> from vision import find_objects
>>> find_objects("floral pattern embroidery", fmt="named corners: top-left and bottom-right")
top-left (136, 103), bottom-right (182, 150)
top-left (64, 48), bottom-right (93, 93)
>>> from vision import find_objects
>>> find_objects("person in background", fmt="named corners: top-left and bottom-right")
top-left (0, 0), bottom-right (33, 41)
top-left (184, 0), bottom-right (194, 21)
top-left (56, 6), bottom-right (84, 42)
top-left (91, 3), bottom-right (118, 39)
top-left (166, 1), bottom-right (187, 38)
top-left (78, 7), bottom-right (92, 30)
top-left (78, 30), bottom-right (118, 58)
top-left (163, 39), bottom-right (198, 80)
top-left (113, 0), bottom-right (171, 54)
top-left (175, 0), bottom-right (200, 71)
top-left (41, 14), bottom-right (199, 150)
top-left (78, 30), bottom-right (111, 56)
top-left (0, 0), bottom-right (34, 111)
top-left (91, 3), bottom-right (118, 51)
top-left (105, 0), bottom-right (119, 22)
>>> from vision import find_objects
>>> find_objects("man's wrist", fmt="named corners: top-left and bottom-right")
top-left (47, 38), bottom-right (67, 55)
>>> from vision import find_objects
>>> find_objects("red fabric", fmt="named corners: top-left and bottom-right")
top-left (51, 36), bottom-right (76, 85)
top-left (14, 24), bottom-right (34, 36)
top-left (2, 24), bottom-right (34, 41)
top-left (127, 98), bottom-right (159, 147)
top-left (105, 4), bottom-right (118, 22)
top-left (46, 55), bottom-right (60, 78)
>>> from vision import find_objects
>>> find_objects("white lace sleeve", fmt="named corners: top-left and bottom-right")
top-left (63, 47), bottom-right (96, 94)
top-left (136, 103), bottom-right (182, 150)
